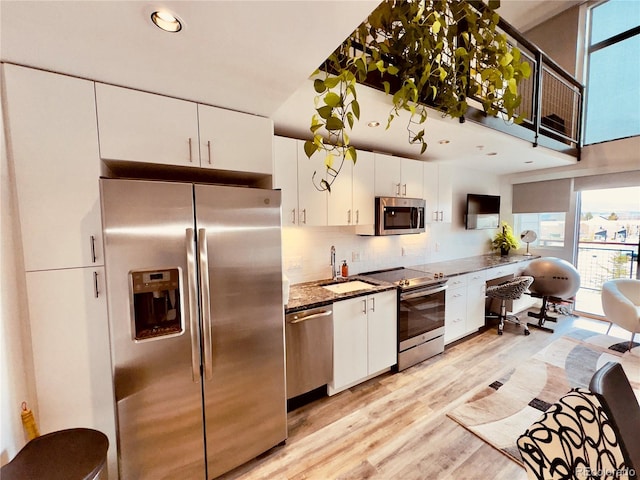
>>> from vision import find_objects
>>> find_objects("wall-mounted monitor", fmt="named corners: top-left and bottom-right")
top-left (465, 194), bottom-right (500, 230)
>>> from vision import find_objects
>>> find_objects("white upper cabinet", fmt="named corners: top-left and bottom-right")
top-left (352, 151), bottom-right (375, 226)
top-left (374, 153), bottom-right (423, 198)
top-left (296, 141), bottom-right (328, 226)
top-left (327, 159), bottom-right (353, 226)
top-left (197, 104), bottom-right (273, 174)
top-left (95, 84), bottom-right (273, 174)
top-left (3, 64), bottom-right (103, 271)
top-left (95, 83), bottom-right (199, 166)
top-left (374, 153), bottom-right (401, 197)
top-left (423, 163), bottom-right (453, 223)
top-left (273, 136), bottom-right (299, 226)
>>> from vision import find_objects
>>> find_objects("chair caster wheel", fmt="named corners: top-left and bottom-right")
top-left (524, 330), bottom-right (530, 336)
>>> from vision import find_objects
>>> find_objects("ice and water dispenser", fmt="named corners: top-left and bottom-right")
top-left (130, 268), bottom-right (183, 341)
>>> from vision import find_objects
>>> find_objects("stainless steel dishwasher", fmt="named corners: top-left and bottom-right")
top-left (285, 306), bottom-right (333, 399)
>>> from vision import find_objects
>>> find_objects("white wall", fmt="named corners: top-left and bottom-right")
top-left (282, 166), bottom-right (500, 284)
top-left (0, 92), bottom-right (37, 463)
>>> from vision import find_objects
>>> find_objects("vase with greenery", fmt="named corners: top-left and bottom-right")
top-left (305, 0), bottom-right (531, 191)
top-left (492, 222), bottom-right (519, 255)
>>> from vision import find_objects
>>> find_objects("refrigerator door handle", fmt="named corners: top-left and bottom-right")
top-left (186, 228), bottom-right (201, 383)
top-left (198, 228), bottom-right (214, 381)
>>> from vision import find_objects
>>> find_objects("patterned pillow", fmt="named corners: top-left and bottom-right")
top-left (517, 388), bottom-right (635, 480)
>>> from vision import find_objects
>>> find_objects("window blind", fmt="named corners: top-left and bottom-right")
top-left (573, 171), bottom-right (640, 191)
top-left (512, 179), bottom-right (572, 213)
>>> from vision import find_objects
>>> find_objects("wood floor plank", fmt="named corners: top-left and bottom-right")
top-left (218, 315), bottom-right (585, 480)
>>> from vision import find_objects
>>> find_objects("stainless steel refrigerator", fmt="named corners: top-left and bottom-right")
top-left (100, 178), bottom-right (287, 479)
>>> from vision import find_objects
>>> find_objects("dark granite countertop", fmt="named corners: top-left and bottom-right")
top-left (410, 253), bottom-right (540, 278)
top-left (285, 276), bottom-right (396, 314)
top-left (285, 254), bottom-right (539, 313)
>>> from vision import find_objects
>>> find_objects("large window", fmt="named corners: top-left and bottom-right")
top-left (584, 0), bottom-right (640, 145)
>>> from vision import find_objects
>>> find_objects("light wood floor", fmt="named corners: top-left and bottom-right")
top-left (218, 314), bottom-right (599, 480)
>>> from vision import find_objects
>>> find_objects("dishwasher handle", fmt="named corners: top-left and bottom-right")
top-left (288, 310), bottom-right (332, 324)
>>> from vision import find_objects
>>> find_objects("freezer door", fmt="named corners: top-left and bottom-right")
top-left (100, 179), bottom-right (206, 479)
top-left (194, 184), bottom-right (287, 478)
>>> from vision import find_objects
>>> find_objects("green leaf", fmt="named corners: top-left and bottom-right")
top-left (325, 116), bottom-right (344, 131)
top-left (431, 19), bottom-right (441, 34)
top-left (499, 52), bottom-right (513, 66)
top-left (375, 60), bottom-right (386, 72)
top-left (303, 140), bottom-right (318, 158)
top-left (508, 78), bottom-right (517, 95)
top-left (324, 92), bottom-right (342, 107)
top-left (310, 123), bottom-right (323, 134)
top-left (383, 81), bottom-right (391, 94)
top-left (346, 111), bottom-right (354, 129)
top-left (324, 153), bottom-right (334, 169)
top-left (352, 100), bottom-right (360, 120)
top-left (520, 61), bottom-right (531, 78)
top-left (348, 147), bottom-right (357, 164)
top-left (317, 105), bottom-right (333, 119)
top-left (313, 79), bottom-right (326, 94)
top-left (321, 179), bottom-right (331, 193)
top-left (387, 65), bottom-right (399, 75)
top-left (324, 77), bottom-right (340, 88)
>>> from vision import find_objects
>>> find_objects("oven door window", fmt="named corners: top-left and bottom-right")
top-left (399, 289), bottom-right (445, 342)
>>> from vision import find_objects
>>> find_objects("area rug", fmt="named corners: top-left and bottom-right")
top-left (447, 329), bottom-right (640, 466)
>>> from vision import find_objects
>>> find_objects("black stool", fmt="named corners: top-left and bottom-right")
top-left (1, 428), bottom-right (108, 480)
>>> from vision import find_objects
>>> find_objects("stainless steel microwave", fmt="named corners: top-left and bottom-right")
top-left (374, 197), bottom-right (426, 235)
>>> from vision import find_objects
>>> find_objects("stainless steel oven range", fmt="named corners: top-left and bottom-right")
top-left (361, 267), bottom-right (447, 371)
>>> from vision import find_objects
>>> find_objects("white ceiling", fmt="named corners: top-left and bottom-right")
top-left (0, 0), bottom-right (580, 176)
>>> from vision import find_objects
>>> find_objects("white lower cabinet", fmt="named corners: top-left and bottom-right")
top-left (444, 271), bottom-right (487, 344)
top-left (445, 277), bottom-right (467, 344)
top-left (26, 267), bottom-right (117, 476)
top-left (329, 290), bottom-right (397, 395)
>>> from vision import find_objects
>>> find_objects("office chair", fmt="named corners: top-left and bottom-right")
top-left (486, 275), bottom-right (534, 335)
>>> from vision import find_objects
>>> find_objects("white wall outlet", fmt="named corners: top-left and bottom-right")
top-left (351, 251), bottom-right (361, 262)
top-left (287, 256), bottom-right (302, 269)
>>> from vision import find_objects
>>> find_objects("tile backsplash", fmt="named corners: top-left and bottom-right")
top-left (281, 222), bottom-right (494, 284)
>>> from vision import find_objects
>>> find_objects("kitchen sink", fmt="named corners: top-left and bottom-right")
top-left (322, 280), bottom-right (376, 294)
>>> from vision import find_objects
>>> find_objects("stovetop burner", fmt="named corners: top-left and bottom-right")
top-left (361, 267), bottom-right (446, 290)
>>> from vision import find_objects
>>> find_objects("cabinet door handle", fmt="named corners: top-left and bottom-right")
top-left (188, 138), bottom-right (193, 162)
top-left (402, 184), bottom-right (407, 196)
top-left (302, 209), bottom-right (307, 225)
top-left (395, 183), bottom-right (401, 196)
top-left (291, 209), bottom-right (296, 224)
top-left (347, 209), bottom-right (352, 224)
top-left (433, 211), bottom-right (438, 222)
top-left (356, 210), bottom-right (359, 225)
top-left (362, 299), bottom-right (367, 314)
top-left (369, 297), bottom-right (375, 312)
top-left (439, 210), bottom-right (444, 221)
top-left (90, 235), bottom-right (97, 263)
top-left (93, 271), bottom-right (99, 298)
top-left (207, 140), bottom-right (212, 164)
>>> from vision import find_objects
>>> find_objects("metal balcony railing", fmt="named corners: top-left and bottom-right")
top-left (334, 2), bottom-right (584, 160)
top-left (577, 242), bottom-right (637, 291)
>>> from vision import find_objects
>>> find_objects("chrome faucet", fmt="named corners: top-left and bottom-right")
top-left (330, 245), bottom-right (337, 280)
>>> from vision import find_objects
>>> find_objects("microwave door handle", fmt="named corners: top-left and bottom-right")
top-left (417, 208), bottom-right (422, 228)
top-left (186, 228), bottom-right (201, 383)
top-left (198, 228), bottom-right (214, 381)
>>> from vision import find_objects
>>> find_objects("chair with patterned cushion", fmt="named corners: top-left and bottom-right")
top-left (589, 361), bottom-right (640, 473)
top-left (517, 388), bottom-right (635, 480)
top-left (486, 275), bottom-right (534, 336)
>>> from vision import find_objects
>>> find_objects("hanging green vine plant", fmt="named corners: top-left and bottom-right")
top-left (304, 0), bottom-right (531, 192)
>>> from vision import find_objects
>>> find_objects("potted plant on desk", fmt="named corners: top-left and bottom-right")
top-left (492, 222), bottom-right (520, 256)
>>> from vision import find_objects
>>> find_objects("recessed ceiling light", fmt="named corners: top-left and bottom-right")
top-left (524, 160), bottom-right (534, 164)
top-left (151, 10), bottom-right (183, 33)
top-left (367, 121), bottom-right (380, 127)
top-left (438, 139), bottom-right (450, 144)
